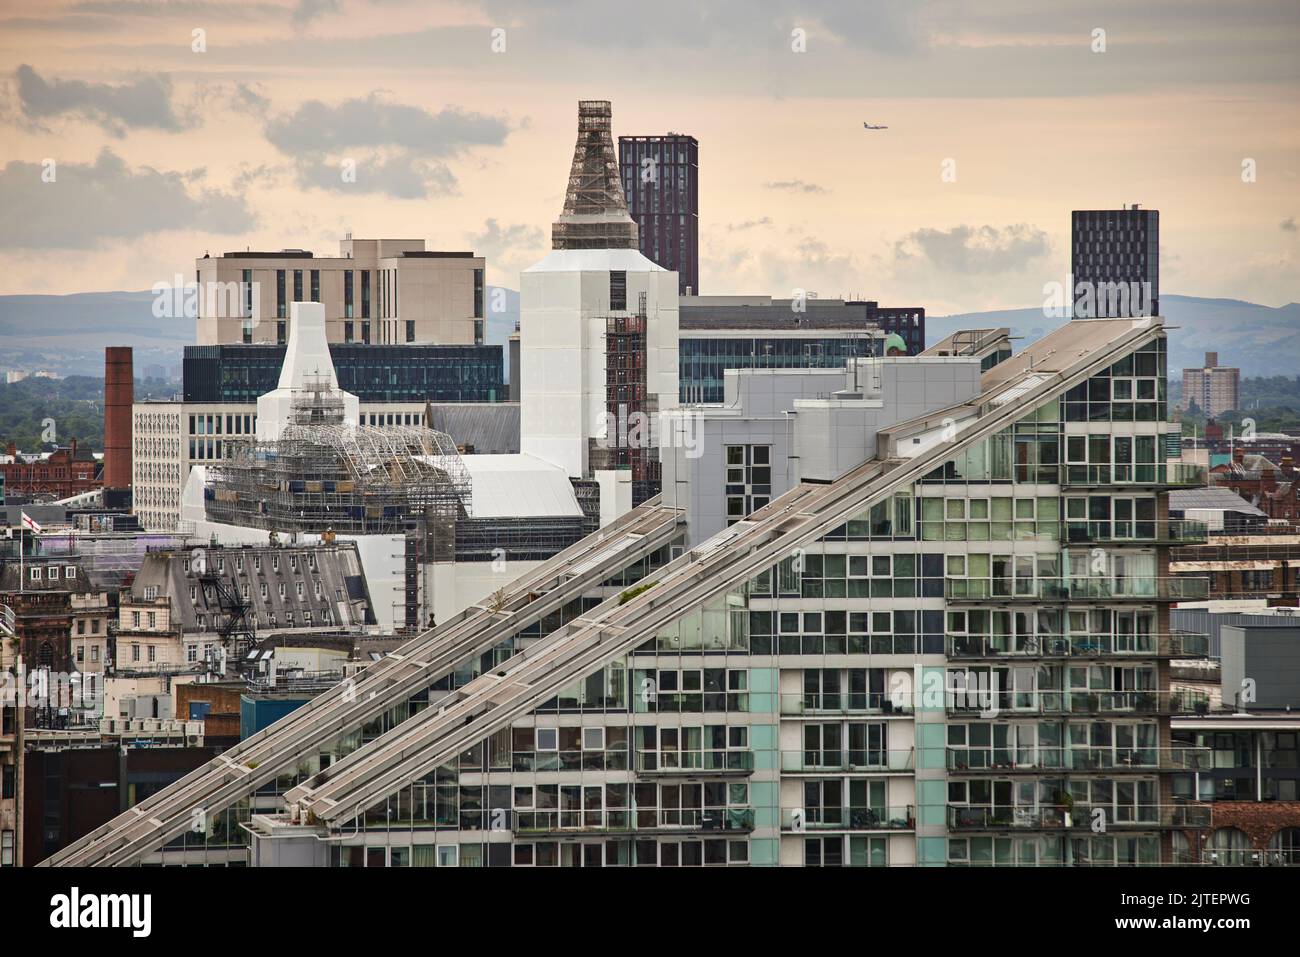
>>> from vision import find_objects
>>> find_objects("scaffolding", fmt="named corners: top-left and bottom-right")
top-left (551, 100), bottom-right (639, 250)
top-left (205, 381), bottom-right (471, 535)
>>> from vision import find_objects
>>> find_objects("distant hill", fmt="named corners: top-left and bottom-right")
top-left (930, 295), bottom-right (1300, 378)
top-left (0, 287), bottom-right (522, 379)
top-left (2, 289), bottom-right (1294, 380)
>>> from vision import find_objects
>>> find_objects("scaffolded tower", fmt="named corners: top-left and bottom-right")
top-left (551, 100), bottom-right (640, 250)
top-left (206, 378), bottom-right (471, 536)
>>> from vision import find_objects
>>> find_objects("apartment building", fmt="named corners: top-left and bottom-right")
top-left (1180, 352), bottom-right (1240, 418)
top-left (49, 313), bottom-right (1226, 869)
top-left (194, 237), bottom-right (485, 347)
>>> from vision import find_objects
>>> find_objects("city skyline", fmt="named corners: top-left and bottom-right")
top-left (0, 0), bottom-right (1296, 314)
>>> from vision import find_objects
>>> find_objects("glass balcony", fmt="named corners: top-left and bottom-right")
top-left (945, 745), bottom-right (1210, 773)
top-left (943, 688), bottom-right (1210, 717)
top-left (947, 803), bottom-right (1211, 830)
top-left (780, 806), bottom-right (915, 832)
top-left (1060, 463), bottom-right (1207, 488)
top-left (513, 806), bottom-right (754, 835)
top-left (945, 576), bottom-right (1209, 603)
top-left (1060, 519), bottom-right (1208, 546)
top-left (780, 749), bottom-right (916, 774)
top-left (946, 631), bottom-right (1210, 660)
top-left (779, 692), bottom-right (912, 717)
top-left (633, 749), bottom-right (754, 776)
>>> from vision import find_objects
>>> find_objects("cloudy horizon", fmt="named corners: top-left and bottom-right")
top-left (1, 0), bottom-right (1297, 313)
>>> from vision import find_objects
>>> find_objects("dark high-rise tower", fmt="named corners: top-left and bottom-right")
top-left (619, 133), bottom-right (699, 295)
top-left (1071, 205), bottom-right (1159, 317)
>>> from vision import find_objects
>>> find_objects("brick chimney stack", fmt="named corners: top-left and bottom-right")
top-left (104, 346), bottom-right (134, 490)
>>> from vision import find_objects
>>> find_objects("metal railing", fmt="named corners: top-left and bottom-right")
top-left (1061, 519), bottom-right (1208, 545)
top-left (943, 688), bottom-right (1211, 717)
top-left (779, 692), bottom-right (913, 716)
top-left (1060, 463), bottom-right (1207, 487)
top-left (780, 749), bottom-right (916, 773)
top-left (945, 745), bottom-right (1210, 772)
top-left (948, 803), bottom-right (1211, 830)
top-left (781, 806), bottom-right (915, 831)
top-left (945, 577), bottom-right (1209, 602)
top-left (633, 749), bottom-right (754, 774)
top-left (512, 806), bottom-right (755, 835)
top-left (946, 631), bottom-right (1210, 659)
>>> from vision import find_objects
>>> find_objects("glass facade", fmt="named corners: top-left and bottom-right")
top-left (680, 336), bottom-right (878, 404)
top-left (183, 344), bottom-right (505, 404)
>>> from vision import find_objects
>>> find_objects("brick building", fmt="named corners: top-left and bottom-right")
top-left (0, 440), bottom-right (101, 500)
top-left (1211, 449), bottom-right (1300, 522)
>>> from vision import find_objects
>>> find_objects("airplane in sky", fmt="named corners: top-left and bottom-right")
top-left (863, 122), bottom-right (888, 130)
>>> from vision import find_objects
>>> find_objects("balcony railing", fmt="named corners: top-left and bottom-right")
top-left (634, 750), bottom-right (754, 775)
top-left (945, 577), bottom-right (1209, 603)
top-left (946, 631), bottom-right (1210, 660)
top-left (512, 807), bottom-right (755, 835)
top-left (779, 693), bottom-right (913, 717)
top-left (943, 688), bottom-right (1211, 717)
top-left (781, 806), bottom-right (915, 832)
top-left (1061, 519), bottom-right (1209, 546)
top-left (1060, 463), bottom-right (1207, 488)
top-left (946, 745), bottom-right (1210, 773)
top-left (780, 749), bottom-right (916, 774)
top-left (947, 803), bottom-right (1211, 830)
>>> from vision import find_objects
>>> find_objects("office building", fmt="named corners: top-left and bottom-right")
top-left (1071, 206), bottom-right (1159, 317)
top-left (619, 134), bottom-right (699, 295)
top-left (1180, 352), bottom-right (1240, 418)
top-left (195, 239), bottom-right (485, 347)
top-left (183, 343), bottom-right (505, 405)
top-left (50, 311), bottom-right (1229, 869)
top-left (678, 296), bottom-right (927, 404)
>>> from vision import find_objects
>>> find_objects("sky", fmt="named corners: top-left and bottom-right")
top-left (0, 0), bottom-right (1297, 314)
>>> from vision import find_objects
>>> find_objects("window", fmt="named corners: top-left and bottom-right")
top-left (609, 270), bottom-right (627, 311)
top-left (1, 830), bottom-right (12, 867)
top-left (583, 727), bottom-right (605, 751)
top-left (132, 611), bottom-right (140, 628)
top-left (65, 566), bottom-right (76, 579)
top-left (537, 728), bottom-right (559, 751)
top-left (29, 567), bottom-right (40, 581)
top-left (131, 644), bottom-right (141, 662)
top-left (148, 645), bottom-right (156, 663)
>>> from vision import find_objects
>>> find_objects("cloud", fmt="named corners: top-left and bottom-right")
top-left (1282, 216), bottom-right (1297, 233)
top-left (477, 0), bottom-right (924, 54)
top-left (292, 152), bottom-right (456, 199)
top-left (727, 217), bottom-right (772, 231)
top-left (764, 179), bottom-right (827, 194)
top-left (263, 92), bottom-right (511, 199)
top-left (893, 223), bottom-right (1050, 274)
top-left (264, 93), bottom-right (509, 157)
top-left (68, 1), bottom-right (284, 17)
top-left (0, 149), bottom-right (253, 248)
top-left (290, 0), bottom-right (340, 26)
top-left (13, 64), bottom-right (194, 136)
top-left (468, 218), bottom-right (545, 282)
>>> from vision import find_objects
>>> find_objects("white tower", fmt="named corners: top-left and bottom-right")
top-left (520, 101), bottom-right (679, 508)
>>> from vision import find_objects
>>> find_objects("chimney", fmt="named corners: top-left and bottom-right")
top-left (104, 346), bottom-right (134, 489)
